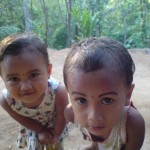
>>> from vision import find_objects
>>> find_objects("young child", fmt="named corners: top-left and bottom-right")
top-left (63, 37), bottom-right (145, 150)
top-left (0, 33), bottom-right (68, 150)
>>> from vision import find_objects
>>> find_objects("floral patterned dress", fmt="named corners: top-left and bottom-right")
top-left (3, 77), bottom-right (67, 150)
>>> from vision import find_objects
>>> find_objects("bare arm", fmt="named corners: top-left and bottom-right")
top-left (125, 107), bottom-right (145, 150)
top-left (0, 95), bottom-right (45, 133)
top-left (54, 84), bottom-right (69, 139)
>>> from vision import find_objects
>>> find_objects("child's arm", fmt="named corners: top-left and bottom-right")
top-left (0, 95), bottom-right (53, 144)
top-left (125, 106), bottom-right (145, 150)
top-left (0, 95), bottom-right (50, 133)
top-left (53, 84), bottom-right (69, 142)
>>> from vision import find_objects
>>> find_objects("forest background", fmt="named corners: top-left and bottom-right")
top-left (0, 0), bottom-right (150, 49)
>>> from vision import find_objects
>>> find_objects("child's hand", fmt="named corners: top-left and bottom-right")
top-left (38, 128), bottom-right (53, 145)
top-left (51, 133), bottom-right (60, 148)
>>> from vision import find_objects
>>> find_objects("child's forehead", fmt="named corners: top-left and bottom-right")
top-left (67, 67), bottom-right (127, 89)
top-left (67, 68), bottom-right (125, 86)
top-left (66, 69), bottom-right (128, 99)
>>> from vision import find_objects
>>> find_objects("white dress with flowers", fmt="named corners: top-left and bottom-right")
top-left (3, 77), bottom-right (67, 150)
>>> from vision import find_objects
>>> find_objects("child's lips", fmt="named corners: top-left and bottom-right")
top-left (21, 92), bottom-right (35, 96)
top-left (88, 126), bottom-right (105, 132)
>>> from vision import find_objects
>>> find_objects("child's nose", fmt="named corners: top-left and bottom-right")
top-left (20, 80), bottom-right (32, 91)
top-left (88, 106), bottom-right (103, 122)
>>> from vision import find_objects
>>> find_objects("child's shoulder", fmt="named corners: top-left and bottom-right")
top-left (48, 77), bottom-right (68, 99)
top-left (127, 106), bottom-right (145, 129)
top-left (51, 77), bottom-right (68, 107)
top-left (126, 106), bottom-right (145, 149)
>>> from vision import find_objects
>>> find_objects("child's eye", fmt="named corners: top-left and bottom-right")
top-left (76, 98), bottom-right (87, 105)
top-left (9, 77), bottom-right (19, 82)
top-left (30, 73), bottom-right (39, 78)
top-left (102, 98), bottom-right (113, 105)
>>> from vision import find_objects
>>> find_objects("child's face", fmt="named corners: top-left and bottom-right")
top-left (0, 51), bottom-right (51, 108)
top-left (67, 68), bottom-right (134, 139)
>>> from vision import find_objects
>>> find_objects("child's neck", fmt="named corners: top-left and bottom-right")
top-left (22, 93), bottom-right (45, 109)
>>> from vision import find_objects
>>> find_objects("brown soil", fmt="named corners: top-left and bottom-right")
top-left (0, 49), bottom-right (150, 150)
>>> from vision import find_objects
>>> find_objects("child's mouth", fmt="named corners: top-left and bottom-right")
top-left (21, 92), bottom-right (35, 96)
top-left (88, 126), bottom-right (105, 131)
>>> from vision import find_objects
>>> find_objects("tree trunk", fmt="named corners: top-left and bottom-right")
top-left (140, 0), bottom-right (147, 46)
top-left (65, 0), bottom-right (72, 48)
top-left (23, 0), bottom-right (31, 32)
top-left (123, 1), bottom-right (127, 45)
top-left (57, 0), bottom-right (65, 25)
top-left (39, 0), bottom-right (53, 47)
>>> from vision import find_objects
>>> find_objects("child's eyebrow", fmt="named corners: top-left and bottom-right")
top-left (71, 91), bottom-right (118, 97)
top-left (6, 69), bottom-right (40, 78)
top-left (99, 92), bottom-right (118, 97)
top-left (27, 69), bottom-right (41, 74)
top-left (71, 92), bottom-right (86, 96)
top-left (6, 74), bottom-right (18, 78)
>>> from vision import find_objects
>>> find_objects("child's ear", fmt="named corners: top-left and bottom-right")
top-left (125, 84), bottom-right (135, 106)
top-left (47, 63), bottom-right (52, 78)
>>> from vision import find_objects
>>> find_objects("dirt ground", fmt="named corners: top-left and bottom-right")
top-left (0, 49), bottom-right (150, 150)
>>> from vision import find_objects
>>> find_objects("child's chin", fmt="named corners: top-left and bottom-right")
top-left (89, 132), bottom-right (105, 142)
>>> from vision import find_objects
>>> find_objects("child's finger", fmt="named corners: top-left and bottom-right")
top-left (52, 143), bottom-right (56, 149)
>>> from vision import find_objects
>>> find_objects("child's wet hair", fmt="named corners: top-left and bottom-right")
top-left (63, 37), bottom-right (135, 87)
top-left (0, 32), bottom-right (49, 65)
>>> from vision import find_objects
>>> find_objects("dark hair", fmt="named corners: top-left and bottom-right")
top-left (0, 32), bottom-right (49, 65)
top-left (63, 37), bottom-right (135, 87)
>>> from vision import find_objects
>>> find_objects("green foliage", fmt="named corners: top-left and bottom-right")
top-left (72, 6), bottom-right (99, 40)
top-left (0, 0), bottom-right (150, 48)
top-left (100, 0), bottom-right (150, 48)
top-left (0, 0), bottom-right (24, 30)
top-left (0, 26), bottom-right (21, 41)
top-left (53, 26), bottom-right (67, 50)
top-left (126, 32), bottom-right (145, 48)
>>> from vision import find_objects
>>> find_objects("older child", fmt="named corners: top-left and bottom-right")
top-left (0, 33), bottom-right (68, 150)
top-left (63, 37), bottom-right (145, 150)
